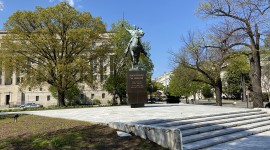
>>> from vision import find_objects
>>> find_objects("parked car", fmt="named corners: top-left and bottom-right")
top-left (265, 102), bottom-right (270, 108)
top-left (166, 95), bottom-right (181, 103)
top-left (20, 103), bottom-right (43, 108)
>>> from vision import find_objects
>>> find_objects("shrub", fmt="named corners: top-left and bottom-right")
top-left (262, 93), bottom-right (270, 102)
top-left (92, 99), bottom-right (101, 105)
top-left (202, 85), bottom-right (213, 98)
top-left (107, 100), bottom-right (112, 105)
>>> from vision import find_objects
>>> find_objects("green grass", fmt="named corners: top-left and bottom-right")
top-left (0, 115), bottom-right (167, 150)
top-left (0, 104), bottom-right (118, 113)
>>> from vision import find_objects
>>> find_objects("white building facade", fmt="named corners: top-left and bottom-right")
top-left (0, 31), bottom-right (113, 108)
top-left (155, 72), bottom-right (172, 88)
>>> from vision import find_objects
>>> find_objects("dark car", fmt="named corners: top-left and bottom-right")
top-left (166, 95), bottom-right (180, 103)
top-left (20, 103), bottom-right (43, 108)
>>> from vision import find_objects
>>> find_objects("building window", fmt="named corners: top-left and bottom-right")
top-left (104, 75), bottom-right (108, 80)
top-left (100, 75), bottom-right (104, 82)
top-left (40, 87), bottom-right (43, 91)
top-left (16, 77), bottom-right (20, 85)
top-left (80, 94), bottom-right (84, 100)
top-left (29, 88), bottom-right (32, 91)
top-left (91, 94), bottom-right (94, 99)
top-left (36, 96), bottom-right (39, 101)
top-left (47, 95), bottom-right (50, 101)
top-left (5, 78), bottom-right (12, 85)
top-left (104, 66), bottom-right (107, 72)
top-left (102, 93), bottom-right (105, 99)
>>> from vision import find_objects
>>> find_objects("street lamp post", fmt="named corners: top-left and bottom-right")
top-left (150, 83), bottom-right (153, 103)
top-left (246, 90), bottom-right (250, 108)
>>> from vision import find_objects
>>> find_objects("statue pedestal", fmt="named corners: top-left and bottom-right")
top-left (127, 70), bottom-right (147, 108)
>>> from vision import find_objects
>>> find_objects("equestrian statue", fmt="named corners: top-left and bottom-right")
top-left (123, 25), bottom-right (148, 69)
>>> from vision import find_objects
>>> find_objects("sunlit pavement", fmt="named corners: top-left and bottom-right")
top-left (3, 103), bottom-right (270, 150)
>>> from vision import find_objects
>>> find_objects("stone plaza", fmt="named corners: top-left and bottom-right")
top-left (5, 103), bottom-right (270, 150)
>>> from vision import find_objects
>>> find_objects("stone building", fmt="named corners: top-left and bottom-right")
top-left (261, 55), bottom-right (270, 101)
top-left (155, 72), bottom-right (172, 88)
top-left (0, 31), bottom-right (113, 108)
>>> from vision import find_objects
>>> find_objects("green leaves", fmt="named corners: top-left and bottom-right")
top-left (2, 2), bottom-right (107, 106)
top-left (168, 65), bottom-right (201, 97)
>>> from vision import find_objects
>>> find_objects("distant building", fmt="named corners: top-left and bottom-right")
top-left (261, 55), bottom-right (270, 94)
top-left (155, 72), bottom-right (172, 88)
top-left (154, 72), bottom-right (172, 96)
top-left (0, 31), bottom-right (114, 108)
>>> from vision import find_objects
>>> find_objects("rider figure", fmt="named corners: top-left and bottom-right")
top-left (124, 25), bottom-right (147, 68)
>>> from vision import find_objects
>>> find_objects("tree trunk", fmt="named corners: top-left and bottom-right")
top-left (250, 51), bottom-right (263, 108)
top-left (193, 93), bottom-right (196, 104)
top-left (215, 79), bottom-right (222, 106)
top-left (268, 91), bottom-right (270, 102)
top-left (58, 89), bottom-right (66, 107)
top-left (119, 95), bottom-right (123, 105)
top-left (112, 93), bottom-right (117, 105)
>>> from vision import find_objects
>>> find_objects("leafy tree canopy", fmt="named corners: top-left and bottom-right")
top-left (1, 2), bottom-right (108, 106)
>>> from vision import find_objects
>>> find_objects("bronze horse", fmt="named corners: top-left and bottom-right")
top-left (124, 26), bottom-right (148, 68)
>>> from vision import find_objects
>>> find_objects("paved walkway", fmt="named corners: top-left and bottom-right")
top-left (4, 103), bottom-right (270, 149)
top-left (22, 103), bottom-right (252, 124)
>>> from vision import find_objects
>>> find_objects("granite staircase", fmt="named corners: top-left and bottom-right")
top-left (143, 109), bottom-right (270, 150)
top-left (110, 109), bottom-right (270, 150)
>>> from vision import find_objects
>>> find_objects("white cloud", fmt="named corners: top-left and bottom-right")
top-left (0, 1), bottom-right (4, 11)
top-left (60, 0), bottom-right (74, 7)
top-left (49, 0), bottom-right (75, 7)
top-left (66, 0), bottom-right (74, 7)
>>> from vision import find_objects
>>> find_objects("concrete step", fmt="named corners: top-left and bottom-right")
top-left (135, 109), bottom-right (261, 125)
top-left (183, 124), bottom-right (270, 150)
top-left (182, 116), bottom-right (270, 136)
top-left (151, 111), bottom-right (266, 128)
top-left (158, 113), bottom-right (269, 131)
top-left (183, 119), bottom-right (270, 144)
top-left (177, 113), bottom-right (269, 131)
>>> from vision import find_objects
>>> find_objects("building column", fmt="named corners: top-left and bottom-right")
top-left (12, 73), bottom-right (16, 85)
top-left (0, 93), bottom-right (2, 106)
top-left (1, 75), bottom-right (4, 85)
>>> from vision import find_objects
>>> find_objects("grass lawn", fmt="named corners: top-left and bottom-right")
top-left (0, 115), bottom-right (167, 150)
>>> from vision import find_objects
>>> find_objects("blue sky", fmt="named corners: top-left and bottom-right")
top-left (0, 0), bottom-right (210, 78)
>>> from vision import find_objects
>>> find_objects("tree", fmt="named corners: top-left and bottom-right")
top-left (104, 20), bottom-right (154, 104)
top-left (198, 0), bottom-right (270, 107)
top-left (103, 20), bottom-right (130, 105)
top-left (202, 84), bottom-right (214, 99)
top-left (149, 80), bottom-right (165, 94)
top-left (168, 64), bottom-right (201, 103)
top-left (2, 2), bottom-right (108, 106)
top-left (49, 85), bottom-right (80, 105)
top-left (173, 27), bottom-right (238, 106)
top-left (223, 55), bottom-right (250, 100)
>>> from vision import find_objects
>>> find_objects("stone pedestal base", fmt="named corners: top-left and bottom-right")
top-left (131, 103), bottom-right (145, 108)
top-left (127, 70), bottom-right (147, 108)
